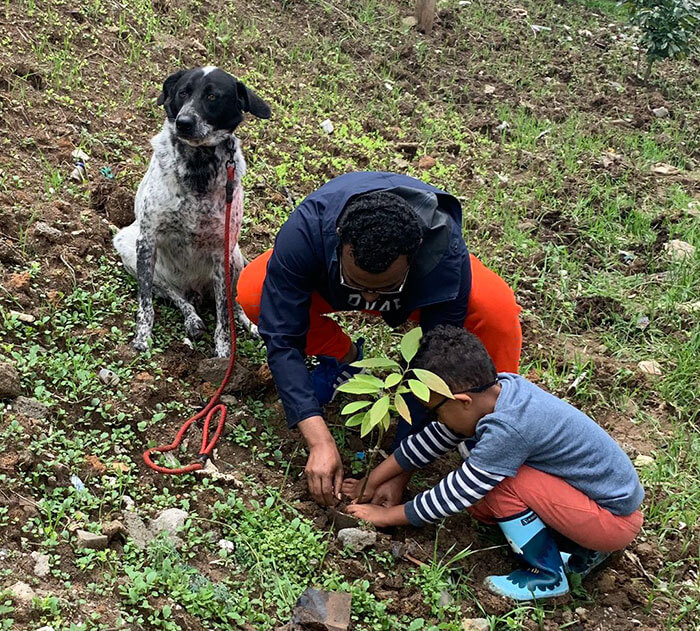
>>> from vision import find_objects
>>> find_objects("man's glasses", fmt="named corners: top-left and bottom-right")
top-left (338, 255), bottom-right (410, 295)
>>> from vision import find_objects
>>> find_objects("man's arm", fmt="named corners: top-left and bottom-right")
top-left (258, 213), bottom-right (324, 427)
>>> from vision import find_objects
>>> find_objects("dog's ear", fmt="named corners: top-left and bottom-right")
top-left (236, 81), bottom-right (271, 119)
top-left (157, 70), bottom-right (187, 106)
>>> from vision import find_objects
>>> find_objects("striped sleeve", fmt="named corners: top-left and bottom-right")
top-left (394, 422), bottom-right (464, 471)
top-left (404, 460), bottom-right (505, 527)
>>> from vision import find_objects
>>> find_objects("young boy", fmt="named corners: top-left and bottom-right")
top-left (343, 325), bottom-right (644, 601)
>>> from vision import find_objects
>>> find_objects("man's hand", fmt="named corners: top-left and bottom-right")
top-left (345, 503), bottom-right (410, 528)
top-left (341, 477), bottom-right (376, 503)
top-left (298, 416), bottom-right (344, 506)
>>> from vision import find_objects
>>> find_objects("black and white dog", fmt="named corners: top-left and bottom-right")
top-left (114, 67), bottom-right (270, 357)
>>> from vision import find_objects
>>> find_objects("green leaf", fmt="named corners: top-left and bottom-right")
top-left (384, 372), bottom-right (402, 388)
top-left (408, 379), bottom-right (430, 402)
top-left (360, 413), bottom-right (374, 437)
top-left (381, 411), bottom-right (391, 431)
top-left (411, 368), bottom-right (454, 398)
top-left (345, 412), bottom-right (366, 428)
top-left (341, 400), bottom-right (372, 415)
top-left (336, 381), bottom-right (382, 395)
top-left (400, 326), bottom-right (423, 363)
top-left (351, 358), bottom-right (400, 370)
top-left (353, 373), bottom-right (386, 388)
top-left (369, 396), bottom-right (390, 425)
top-left (395, 393), bottom-right (412, 424)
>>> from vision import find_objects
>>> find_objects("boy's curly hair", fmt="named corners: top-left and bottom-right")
top-left (412, 325), bottom-right (497, 392)
top-left (337, 191), bottom-right (423, 273)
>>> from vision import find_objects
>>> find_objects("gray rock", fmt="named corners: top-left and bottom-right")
top-left (76, 529), bottom-right (109, 550)
top-left (37, 627), bottom-right (56, 631)
top-left (462, 619), bottom-right (489, 631)
top-left (0, 361), bottom-right (21, 399)
top-left (196, 358), bottom-right (254, 392)
top-left (337, 527), bottom-right (376, 551)
top-left (32, 222), bottom-right (64, 243)
top-left (12, 396), bottom-right (49, 420)
top-left (291, 588), bottom-right (352, 631)
top-left (652, 106), bottom-right (669, 118)
top-left (9, 581), bottom-right (36, 603)
top-left (31, 551), bottom-right (50, 577)
top-left (123, 509), bottom-right (152, 549)
top-left (438, 589), bottom-right (453, 607)
top-left (151, 508), bottom-right (188, 537)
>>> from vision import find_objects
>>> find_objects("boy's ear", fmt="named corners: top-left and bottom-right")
top-left (454, 393), bottom-right (473, 406)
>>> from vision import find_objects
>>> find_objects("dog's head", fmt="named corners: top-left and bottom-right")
top-left (157, 66), bottom-right (271, 146)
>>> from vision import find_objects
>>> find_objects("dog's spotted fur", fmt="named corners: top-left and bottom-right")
top-left (113, 67), bottom-right (270, 357)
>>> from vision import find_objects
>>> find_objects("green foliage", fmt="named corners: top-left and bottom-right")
top-left (622, 0), bottom-right (700, 77)
top-left (338, 328), bottom-right (453, 438)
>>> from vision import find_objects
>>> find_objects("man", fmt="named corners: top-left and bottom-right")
top-left (237, 171), bottom-right (521, 506)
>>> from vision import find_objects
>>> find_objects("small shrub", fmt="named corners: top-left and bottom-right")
top-left (622, 0), bottom-right (700, 80)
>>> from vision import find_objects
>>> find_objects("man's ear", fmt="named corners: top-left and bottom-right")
top-left (156, 70), bottom-right (187, 106)
top-left (236, 80), bottom-right (271, 119)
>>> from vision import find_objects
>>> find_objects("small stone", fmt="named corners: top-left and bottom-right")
top-left (0, 361), bottom-right (21, 399)
top-left (483, 84), bottom-right (496, 94)
top-left (635, 542), bottom-right (655, 559)
top-left (495, 120), bottom-right (510, 132)
top-left (686, 201), bottom-right (700, 218)
top-left (637, 360), bottom-right (662, 377)
top-left (337, 527), bottom-right (376, 551)
top-left (677, 300), bottom-right (700, 314)
top-left (218, 539), bottom-right (235, 551)
top-left (320, 119), bottom-right (334, 134)
top-left (31, 551), bottom-right (50, 577)
top-left (9, 310), bottom-right (35, 323)
top-left (393, 157), bottom-right (410, 170)
top-left (32, 221), bottom-right (64, 243)
top-left (402, 15), bottom-right (418, 27)
top-left (664, 239), bottom-right (695, 261)
top-left (37, 627), bottom-right (55, 631)
top-left (462, 618), bottom-right (489, 631)
top-left (151, 508), bottom-right (188, 537)
top-left (102, 519), bottom-right (127, 540)
top-left (651, 163), bottom-right (680, 176)
top-left (110, 461), bottom-right (130, 473)
top-left (634, 454), bottom-right (655, 467)
top-left (652, 106), bottom-right (669, 118)
top-left (329, 508), bottom-right (360, 531)
top-left (196, 358), bottom-right (254, 393)
top-left (9, 581), bottom-right (36, 604)
top-left (76, 529), bottom-right (109, 550)
top-left (291, 588), bottom-right (352, 631)
top-left (12, 396), bottom-right (49, 420)
top-left (418, 155), bottom-right (436, 169)
top-left (123, 510), bottom-right (151, 549)
top-left (635, 315), bottom-right (650, 330)
top-left (438, 589), bottom-right (453, 607)
top-left (575, 607), bottom-right (588, 620)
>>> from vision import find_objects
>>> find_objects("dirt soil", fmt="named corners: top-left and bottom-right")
top-left (1, 0), bottom-right (698, 629)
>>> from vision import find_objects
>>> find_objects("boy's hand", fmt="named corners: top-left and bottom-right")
top-left (342, 478), bottom-right (376, 503)
top-left (345, 503), bottom-right (409, 528)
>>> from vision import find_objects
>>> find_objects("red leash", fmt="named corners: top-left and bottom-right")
top-left (143, 158), bottom-right (238, 475)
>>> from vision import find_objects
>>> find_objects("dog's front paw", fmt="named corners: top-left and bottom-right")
top-left (132, 336), bottom-right (150, 352)
top-left (184, 315), bottom-right (206, 339)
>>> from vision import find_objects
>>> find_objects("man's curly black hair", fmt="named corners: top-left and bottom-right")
top-left (412, 325), bottom-right (497, 392)
top-left (337, 191), bottom-right (423, 274)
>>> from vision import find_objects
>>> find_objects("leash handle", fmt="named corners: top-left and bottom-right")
top-left (142, 163), bottom-right (238, 475)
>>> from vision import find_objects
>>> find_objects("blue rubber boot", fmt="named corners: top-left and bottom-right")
top-left (560, 547), bottom-right (611, 578)
top-left (485, 509), bottom-right (569, 601)
top-left (310, 338), bottom-right (365, 406)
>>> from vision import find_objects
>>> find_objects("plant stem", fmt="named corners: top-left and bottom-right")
top-left (357, 426), bottom-right (383, 503)
top-left (644, 57), bottom-right (653, 84)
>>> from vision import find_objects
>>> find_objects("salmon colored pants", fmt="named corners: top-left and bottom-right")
top-left (237, 250), bottom-right (523, 372)
top-left (469, 466), bottom-right (644, 552)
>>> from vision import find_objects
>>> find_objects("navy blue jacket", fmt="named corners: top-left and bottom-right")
top-left (258, 172), bottom-right (471, 428)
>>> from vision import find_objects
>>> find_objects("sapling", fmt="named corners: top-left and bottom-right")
top-left (337, 327), bottom-right (453, 502)
top-left (622, 0), bottom-right (700, 82)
